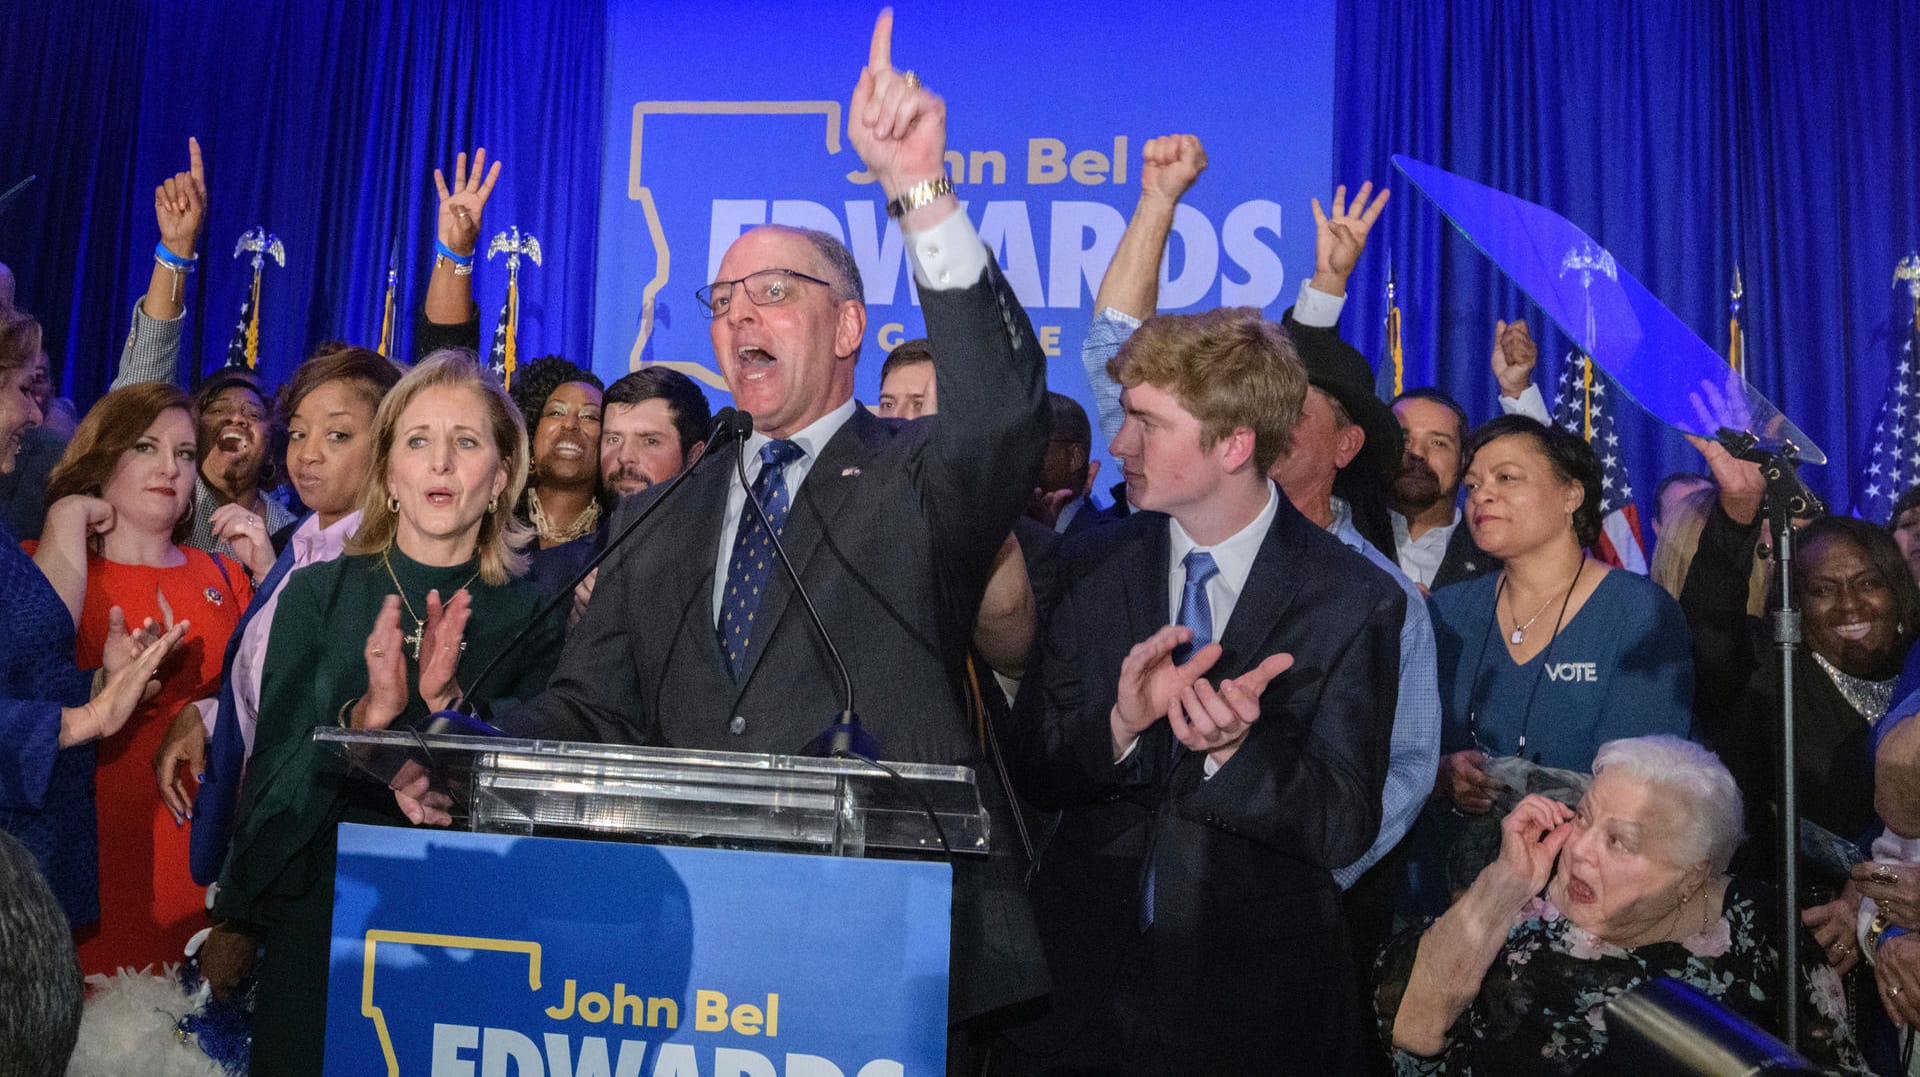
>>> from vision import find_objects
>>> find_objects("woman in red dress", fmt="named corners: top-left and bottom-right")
top-left (31, 381), bottom-right (251, 974)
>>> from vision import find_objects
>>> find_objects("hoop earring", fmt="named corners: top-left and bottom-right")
top-left (387, 496), bottom-right (399, 513)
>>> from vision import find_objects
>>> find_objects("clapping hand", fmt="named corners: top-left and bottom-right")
top-left (64, 620), bottom-right (190, 748)
top-left (1110, 625), bottom-right (1221, 758)
top-left (415, 588), bottom-right (473, 714)
top-left (1168, 651), bottom-right (1292, 768)
top-left (354, 595), bottom-right (410, 730)
top-left (434, 148), bottom-right (500, 259)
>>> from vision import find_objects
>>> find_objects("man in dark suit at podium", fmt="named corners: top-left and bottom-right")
top-left (482, 11), bottom-right (1051, 1048)
top-left (1000, 308), bottom-right (1405, 1075)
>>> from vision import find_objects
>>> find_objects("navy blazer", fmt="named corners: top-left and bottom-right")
top-left (189, 534), bottom-right (302, 885)
top-left (1002, 491), bottom-right (1406, 1074)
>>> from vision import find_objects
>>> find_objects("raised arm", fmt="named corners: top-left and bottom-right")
top-left (1387, 795), bottom-right (1572, 1057)
top-left (416, 148), bottom-right (499, 359)
top-left (852, 12), bottom-right (1047, 581)
top-left (1080, 134), bottom-right (1208, 442)
top-left (115, 138), bottom-right (206, 390)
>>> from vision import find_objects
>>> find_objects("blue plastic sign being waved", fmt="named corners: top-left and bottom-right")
top-left (327, 825), bottom-right (952, 1076)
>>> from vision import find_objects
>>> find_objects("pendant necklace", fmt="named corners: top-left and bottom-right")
top-left (1504, 556), bottom-right (1588, 646)
top-left (382, 549), bottom-right (481, 659)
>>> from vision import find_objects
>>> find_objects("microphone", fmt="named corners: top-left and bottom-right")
top-left (725, 416), bottom-right (874, 760)
top-left (453, 406), bottom-right (747, 713)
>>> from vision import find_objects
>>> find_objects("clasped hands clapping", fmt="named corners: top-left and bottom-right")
top-left (1108, 624), bottom-right (1293, 770)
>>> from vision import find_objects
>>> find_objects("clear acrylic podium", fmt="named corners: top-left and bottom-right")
top-left (313, 728), bottom-right (990, 859)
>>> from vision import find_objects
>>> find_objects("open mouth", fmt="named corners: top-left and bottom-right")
top-left (1566, 876), bottom-right (1596, 904)
top-left (737, 345), bottom-right (778, 382)
top-left (550, 438), bottom-right (587, 460)
top-left (217, 431), bottom-right (251, 454)
top-left (424, 487), bottom-right (456, 508)
top-left (1833, 621), bottom-right (1875, 642)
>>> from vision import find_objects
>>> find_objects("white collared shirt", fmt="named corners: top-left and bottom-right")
top-left (1391, 506), bottom-right (1462, 589)
top-left (709, 397), bottom-right (858, 626)
top-left (1165, 481), bottom-right (1281, 632)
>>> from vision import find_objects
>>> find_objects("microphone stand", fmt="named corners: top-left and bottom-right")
top-left (1719, 427), bottom-right (1825, 1050)
top-left (727, 429), bottom-right (949, 857)
top-left (456, 408), bottom-right (745, 711)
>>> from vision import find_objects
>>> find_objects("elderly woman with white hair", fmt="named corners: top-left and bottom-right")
top-left (1376, 736), bottom-right (1869, 1074)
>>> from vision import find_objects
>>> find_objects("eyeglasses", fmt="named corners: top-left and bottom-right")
top-left (695, 268), bottom-right (834, 319)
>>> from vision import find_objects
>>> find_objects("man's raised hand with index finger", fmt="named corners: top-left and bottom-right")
top-left (849, 9), bottom-right (955, 232)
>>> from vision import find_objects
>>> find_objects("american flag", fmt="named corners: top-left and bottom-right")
top-left (1551, 351), bottom-right (1647, 572)
top-left (487, 281), bottom-right (518, 389)
top-left (1858, 329), bottom-right (1920, 523)
top-left (223, 277), bottom-right (259, 369)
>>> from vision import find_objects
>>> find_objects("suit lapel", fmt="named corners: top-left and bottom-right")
top-left (643, 450), bottom-right (733, 677)
top-left (731, 410), bottom-right (881, 691)
top-left (1122, 513), bottom-right (1172, 648)
top-left (1212, 498), bottom-right (1307, 681)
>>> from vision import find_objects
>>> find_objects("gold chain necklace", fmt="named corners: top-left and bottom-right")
top-left (381, 549), bottom-right (481, 659)
top-left (528, 491), bottom-right (600, 545)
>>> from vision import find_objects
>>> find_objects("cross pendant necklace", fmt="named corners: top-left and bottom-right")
top-left (382, 550), bottom-right (481, 662)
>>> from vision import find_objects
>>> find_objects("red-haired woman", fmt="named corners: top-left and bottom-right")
top-left (31, 381), bottom-right (251, 974)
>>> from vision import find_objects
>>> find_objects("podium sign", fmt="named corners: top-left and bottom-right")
top-left (326, 824), bottom-right (951, 1076)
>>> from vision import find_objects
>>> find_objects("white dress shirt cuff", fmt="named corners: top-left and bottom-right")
top-left (905, 208), bottom-right (990, 292)
top-left (1291, 281), bottom-right (1348, 328)
top-left (1498, 383), bottom-right (1551, 423)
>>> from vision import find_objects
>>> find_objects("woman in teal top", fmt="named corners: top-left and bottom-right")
top-left (1407, 416), bottom-right (1693, 913)
top-left (216, 351), bottom-right (564, 1077)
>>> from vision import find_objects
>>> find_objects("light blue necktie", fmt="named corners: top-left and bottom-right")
top-left (719, 439), bottom-right (804, 678)
top-left (1142, 549), bottom-right (1220, 930)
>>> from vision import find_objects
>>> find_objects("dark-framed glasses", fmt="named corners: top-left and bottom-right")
top-left (696, 268), bottom-right (834, 318)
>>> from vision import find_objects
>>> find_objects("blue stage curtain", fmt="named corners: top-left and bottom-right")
top-left (1334, 0), bottom-right (1920, 515)
top-left (0, 0), bottom-right (603, 403)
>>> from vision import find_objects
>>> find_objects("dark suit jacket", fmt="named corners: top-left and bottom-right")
top-left (1001, 492), bottom-right (1406, 1075)
top-left (500, 257), bottom-right (1051, 1025)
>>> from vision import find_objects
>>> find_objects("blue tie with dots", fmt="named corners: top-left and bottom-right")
top-left (1141, 549), bottom-right (1220, 930)
top-left (720, 439), bottom-right (804, 678)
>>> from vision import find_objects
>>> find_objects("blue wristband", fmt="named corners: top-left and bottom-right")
top-left (433, 239), bottom-right (475, 266)
top-left (153, 242), bottom-right (197, 271)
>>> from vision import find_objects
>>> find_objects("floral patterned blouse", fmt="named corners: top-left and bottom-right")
top-left (1374, 876), bottom-right (1870, 1075)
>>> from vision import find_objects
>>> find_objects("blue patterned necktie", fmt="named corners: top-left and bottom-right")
top-left (720, 439), bottom-right (804, 677)
top-left (1142, 549), bottom-right (1221, 930)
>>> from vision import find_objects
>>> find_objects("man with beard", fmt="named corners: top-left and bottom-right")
top-left (565, 367), bottom-right (714, 624)
top-left (1389, 388), bottom-right (1496, 591)
top-left (600, 367), bottom-right (711, 498)
top-left (113, 139), bottom-right (294, 574)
